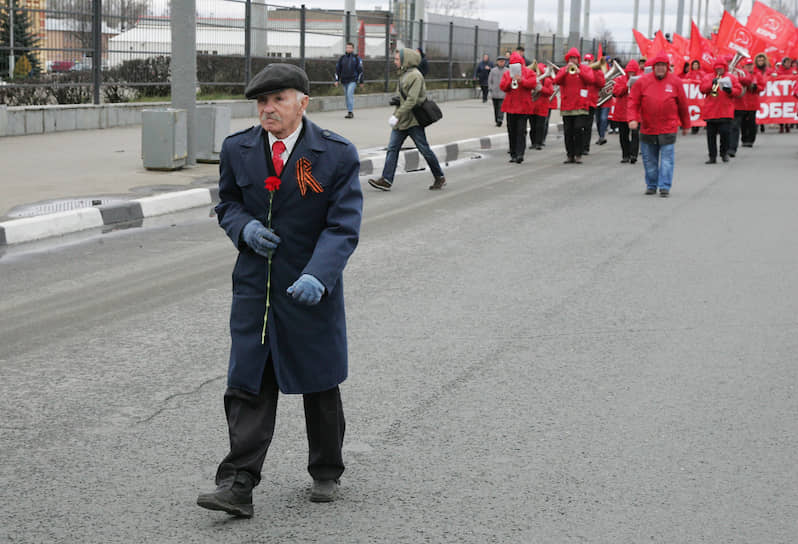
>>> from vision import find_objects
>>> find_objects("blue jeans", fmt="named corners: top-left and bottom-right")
top-left (595, 107), bottom-right (609, 138)
top-left (381, 125), bottom-right (444, 183)
top-left (343, 82), bottom-right (356, 112)
top-left (640, 140), bottom-right (675, 191)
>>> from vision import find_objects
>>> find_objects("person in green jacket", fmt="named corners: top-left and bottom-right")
top-left (368, 48), bottom-right (446, 191)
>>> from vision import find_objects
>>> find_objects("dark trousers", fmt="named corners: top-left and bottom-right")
top-left (736, 110), bottom-right (758, 146)
top-left (529, 114), bottom-right (547, 146)
top-left (492, 98), bottom-right (504, 124)
top-left (506, 113), bottom-right (528, 160)
top-left (215, 359), bottom-right (346, 487)
top-left (543, 108), bottom-right (551, 143)
top-left (618, 122), bottom-right (640, 159)
top-left (583, 107), bottom-right (596, 152)
top-left (480, 85), bottom-right (489, 102)
top-left (563, 114), bottom-right (589, 158)
top-left (705, 118), bottom-right (732, 159)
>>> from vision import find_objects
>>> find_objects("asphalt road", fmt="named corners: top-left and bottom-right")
top-left (1, 132), bottom-right (797, 543)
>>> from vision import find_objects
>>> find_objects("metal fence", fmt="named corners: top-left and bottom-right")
top-left (1, 0), bottom-right (641, 106)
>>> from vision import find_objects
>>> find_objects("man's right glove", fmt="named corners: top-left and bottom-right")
top-left (719, 76), bottom-right (732, 90)
top-left (389, 96), bottom-right (401, 106)
top-left (242, 219), bottom-right (280, 258)
top-left (388, 115), bottom-right (399, 127)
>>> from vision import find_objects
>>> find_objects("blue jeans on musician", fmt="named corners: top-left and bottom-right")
top-left (343, 82), bottom-right (356, 113)
top-left (381, 125), bottom-right (444, 184)
top-left (640, 140), bottom-right (675, 191)
top-left (595, 107), bottom-right (609, 138)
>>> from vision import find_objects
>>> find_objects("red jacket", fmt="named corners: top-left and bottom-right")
top-left (628, 72), bottom-right (691, 134)
top-left (553, 63), bottom-right (594, 111)
top-left (699, 62), bottom-right (742, 120)
top-left (734, 69), bottom-right (766, 112)
top-left (587, 68), bottom-right (606, 108)
top-left (611, 60), bottom-right (640, 123)
top-left (531, 76), bottom-right (554, 116)
top-left (500, 53), bottom-right (537, 114)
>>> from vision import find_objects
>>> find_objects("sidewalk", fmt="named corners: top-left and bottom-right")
top-left (0, 98), bottom-right (562, 244)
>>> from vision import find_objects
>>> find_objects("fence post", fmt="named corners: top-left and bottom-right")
top-left (300, 4), bottom-right (306, 70)
top-left (92, 0), bottom-right (102, 104)
top-left (244, 0), bottom-right (252, 85)
top-left (517, 30), bottom-right (521, 49)
top-left (384, 13), bottom-right (391, 92)
top-left (447, 21), bottom-right (453, 90)
top-left (418, 19), bottom-right (424, 49)
top-left (345, 10), bottom-right (351, 46)
top-left (496, 28), bottom-right (501, 58)
top-left (580, 37), bottom-right (584, 55)
top-left (535, 33), bottom-right (540, 60)
top-left (473, 25), bottom-right (479, 66)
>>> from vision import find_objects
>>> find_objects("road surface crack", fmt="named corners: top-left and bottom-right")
top-left (136, 374), bottom-right (225, 424)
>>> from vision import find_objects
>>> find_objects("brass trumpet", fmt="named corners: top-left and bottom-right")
top-left (589, 57), bottom-right (609, 72)
top-left (568, 64), bottom-right (579, 74)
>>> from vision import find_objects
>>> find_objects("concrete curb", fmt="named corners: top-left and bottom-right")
top-left (0, 130), bottom-right (512, 246)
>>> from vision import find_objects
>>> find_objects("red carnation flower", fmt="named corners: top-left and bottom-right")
top-left (265, 176), bottom-right (281, 192)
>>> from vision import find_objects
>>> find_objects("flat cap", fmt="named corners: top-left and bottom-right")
top-left (245, 63), bottom-right (310, 99)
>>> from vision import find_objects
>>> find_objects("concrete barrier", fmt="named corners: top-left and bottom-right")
top-left (2, 88), bottom-right (475, 138)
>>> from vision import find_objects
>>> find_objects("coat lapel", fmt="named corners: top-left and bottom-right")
top-left (272, 118), bottom-right (326, 214)
top-left (239, 125), bottom-right (271, 213)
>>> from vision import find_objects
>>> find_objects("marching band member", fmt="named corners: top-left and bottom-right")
top-left (612, 59), bottom-right (641, 164)
top-left (499, 52), bottom-right (537, 164)
top-left (700, 57), bottom-right (742, 163)
top-left (582, 53), bottom-right (607, 154)
top-left (554, 48), bottom-right (595, 164)
top-left (754, 54), bottom-right (770, 134)
top-left (529, 63), bottom-right (554, 150)
top-left (628, 51), bottom-right (691, 197)
top-left (729, 58), bottom-right (766, 153)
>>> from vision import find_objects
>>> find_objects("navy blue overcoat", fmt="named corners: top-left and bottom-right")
top-left (215, 118), bottom-right (363, 395)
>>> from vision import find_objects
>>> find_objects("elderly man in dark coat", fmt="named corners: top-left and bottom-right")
top-left (197, 63), bottom-right (363, 517)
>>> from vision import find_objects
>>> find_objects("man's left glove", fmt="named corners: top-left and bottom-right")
top-left (287, 274), bottom-right (325, 305)
top-left (242, 219), bottom-right (280, 258)
top-left (389, 96), bottom-right (401, 106)
top-left (388, 115), bottom-right (399, 127)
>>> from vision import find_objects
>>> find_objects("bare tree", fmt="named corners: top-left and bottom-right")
top-left (594, 19), bottom-right (618, 57)
top-left (427, 0), bottom-right (482, 18)
top-left (51, 0), bottom-right (151, 51)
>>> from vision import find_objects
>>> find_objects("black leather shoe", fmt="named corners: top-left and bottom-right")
top-left (645, 187), bottom-right (657, 195)
top-left (659, 189), bottom-right (670, 197)
top-left (197, 474), bottom-right (254, 518)
top-left (721, 154), bottom-right (729, 162)
top-left (368, 177), bottom-right (392, 191)
top-left (573, 155), bottom-right (583, 164)
top-left (310, 479), bottom-right (339, 502)
top-left (563, 156), bottom-right (575, 164)
top-left (597, 138), bottom-right (607, 145)
top-left (620, 157), bottom-right (630, 163)
top-left (429, 176), bottom-right (446, 190)
top-left (705, 158), bottom-right (717, 164)
top-left (727, 152), bottom-right (736, 157)
top-left (630, 157), bottom-right (637, 164)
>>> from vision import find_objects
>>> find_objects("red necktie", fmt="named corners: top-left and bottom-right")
top-left (272, 140), bottom-right (286, 176)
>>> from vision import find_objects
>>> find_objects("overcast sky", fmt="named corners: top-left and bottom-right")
top-left (160, 0), bottom-right (765, 47)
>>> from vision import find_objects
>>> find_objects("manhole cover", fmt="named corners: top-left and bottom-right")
top-left (7, 197), bottom-right (128, 218)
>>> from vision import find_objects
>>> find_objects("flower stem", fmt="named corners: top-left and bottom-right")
top-left (261, 192), bottom-right (275, 345)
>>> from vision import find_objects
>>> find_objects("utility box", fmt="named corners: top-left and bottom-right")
top-left (141, 108), bottom-right (187, 170)
top-left (196, 105), bottom-right (231, 163)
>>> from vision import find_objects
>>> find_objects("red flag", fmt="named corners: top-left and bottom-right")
top-left (650, 30), bottom-right (678, 64)
top-left (716, 10), bottom-right (764, 57)
top-left (633, 29), bottom-right (653, 57)
top-left (357, 21), bottom-right (366, 58)
top-left (597, 42), bottom-right (603, 60)
top-left (689, 20), bottom-right (716, 71)
top-left (672, 33), bottom-right (690, 61)
top-left (745, 1), bottom-right (797, 53)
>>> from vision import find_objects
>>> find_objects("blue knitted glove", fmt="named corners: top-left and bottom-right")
top-left (242, 219), bottom-right (280, 258)
top-left (287, 274), bottom-right (325, 305)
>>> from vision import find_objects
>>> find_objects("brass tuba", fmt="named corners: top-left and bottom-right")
top-left (532, 62), bottom-right (556, 99)
top-left (597, 60), bottom-right (626, 106)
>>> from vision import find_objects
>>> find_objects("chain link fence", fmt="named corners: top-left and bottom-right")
top-left (1, 0), bottom-right (642, 106)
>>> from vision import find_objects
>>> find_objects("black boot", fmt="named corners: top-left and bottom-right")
top-left (197, 472), bottom-right (255, 518)
top-left (429, 176), bottom-right (447, 190)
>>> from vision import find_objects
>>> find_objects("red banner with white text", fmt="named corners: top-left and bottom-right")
top-left (682, 76), bottom-right (798, 126)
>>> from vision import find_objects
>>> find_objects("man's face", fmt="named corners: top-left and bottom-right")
top-left (483, 54), bottom-right (489, 62)
top-left (257, 89), bottom-right (308, 138)
top-left (756, 57), bottom-right (766, 67)
top-left (784, 58), bottom-right (792, 68)
top-left (691, 61), bottom-right (700, 71)
top-left (568, 57), bottom-right (578, 66)
top-left (654, 63), bottom-right (668, 78)
top-left (715, 66), bottom-right (724, 76)
top-left (345, 44), bottom-right (354, 54)
top-left (744, 63), bottom-right (754, 73)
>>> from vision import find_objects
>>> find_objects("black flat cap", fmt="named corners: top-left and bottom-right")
top-left (245, 63), bottom-right (310, 99)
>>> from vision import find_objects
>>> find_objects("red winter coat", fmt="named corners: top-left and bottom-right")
top-left (553, 63), bottom-right (595, 111)
top-left (734, 69), bottom-right (766, 112)
top-left (587, 68), bottom-right (606, 108)
top-left (699, 64), bottom-right (742, 120)
top-left (531, 76), bottom-right (554, 116)
top-left (628, 72), bottom-right (691, 134)
top-left (500, 53), bottom-right (537, 114)
top-left (611, 60), bottom-right (640, 123)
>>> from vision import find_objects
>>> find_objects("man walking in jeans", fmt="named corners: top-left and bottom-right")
top-left (368, 48), bottom-right (446, 191)
top-left (628, 51), bottom-right (691, 197)
top-left (334, 42), bottom-right (364, 118)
